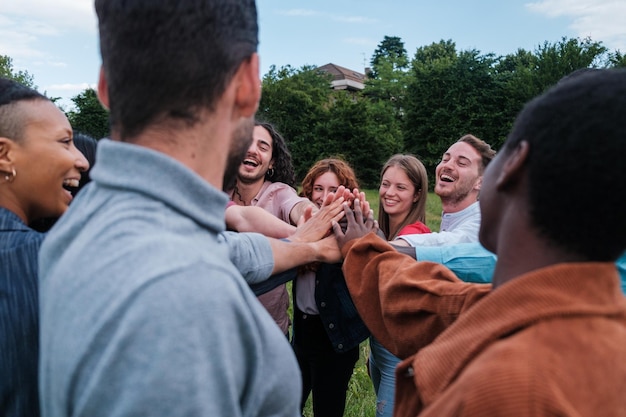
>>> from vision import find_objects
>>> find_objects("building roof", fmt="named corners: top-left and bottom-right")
top-left (317, 63), bottom-right (366, 91)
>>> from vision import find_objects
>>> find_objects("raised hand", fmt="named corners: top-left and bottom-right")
top-left (332, 197), bottom-right (378, 251)
top-left (291, 186), bottom-right (347, 243)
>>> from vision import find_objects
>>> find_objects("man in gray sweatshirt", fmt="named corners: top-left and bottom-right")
top-left (38, 1), bottom-right (303, 416)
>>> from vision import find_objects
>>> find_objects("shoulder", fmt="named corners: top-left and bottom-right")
top-left (399, 221), bottom-right (431, 236)
top-left (435, 337), bottom-right (548, 416)
top-left (261, 181), bottom-right (298, 195)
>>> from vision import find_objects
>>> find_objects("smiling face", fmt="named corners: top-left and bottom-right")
top-left (434, 141), bottom-right (483, 211)
top-left (237, 124), bottom-right (274, 185)
top-left (4, 99), bottom-right (89, 223)
top-left (379, 165), bottom-right (418, 222)
top-left (311, 171), bottom-right (340, 208)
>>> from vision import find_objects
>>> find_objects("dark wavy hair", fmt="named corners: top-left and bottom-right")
top-left (504, 68), bottom-right (626, 261)
top-left (96, 0), bottom-right (258, 140)
top-left (255, 120), bottom-right (296, 187)
top-left (300, 158), bottom-right (360, 201)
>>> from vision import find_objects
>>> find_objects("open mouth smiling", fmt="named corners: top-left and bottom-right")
top-left (440, 174), bottom-right (455, 183)
top-left (242, 158), bottom-right (259, 167)
top-left (62, 178), bottom-right (80, 191)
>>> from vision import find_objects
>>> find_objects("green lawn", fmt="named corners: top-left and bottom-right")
top-left (299, 189), bottom-right (442, 417)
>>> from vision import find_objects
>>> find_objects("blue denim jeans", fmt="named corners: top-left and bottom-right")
top-left (369, 336), bottom-right (400, 417)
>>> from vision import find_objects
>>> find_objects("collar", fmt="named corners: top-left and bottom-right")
top-left (91, 139), bottom-right (228, 232)
top-left (0, 207), bottom-right (31, 232)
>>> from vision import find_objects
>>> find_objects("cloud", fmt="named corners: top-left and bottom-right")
top-left (526, 0), bottom-right (626, 51)
top-left (277, 9), bottom-right (377, 25)
top-left (278, 9), bottom-right (321, 17)
top-left (43, 83), bottom-right (96, 108)
top-left (1, 0), bottom-right (95, 32)
top-left (331, 15), bottom-right (378, 24)
top-left (47, 82), bottom-right (95, 92)
top-left (0, 28), bottom-right (43, 59)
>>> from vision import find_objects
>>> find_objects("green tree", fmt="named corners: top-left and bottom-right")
top-left (313, 94), bottom-right (403, 187)
top-left (369, 35), bottom-right (409, 79)
top-left (258, 65), bottom-right (334, 181)
top-left (404, 40), bottom-right (505, 183)
top-left (365, 36), bottom-right (410, 121)
top-left (0, 55), bottom-right (35, 87)
top-left (608, 50), bottom-right (626, 68)
top-left (66, 88), bottom-right (110, 139)
top-left (533, 37), bottom-right (608, 91)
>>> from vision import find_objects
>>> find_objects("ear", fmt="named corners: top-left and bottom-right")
top-left (473, 175), bottom-right (483, 192)
top-left (97, 66), bottom-right (110, 110)
top-left (233, 53), bottom-right (261, 118)
top-left (0, 137), bottom-right (16, 173)
top-left (495, 141), bottom-right (529, 190)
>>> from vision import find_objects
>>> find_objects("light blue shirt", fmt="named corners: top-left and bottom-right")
top-left (39, 139), bottom-right (301, 417)
top-left (397, 201), bottom-right (481, 246)
top-left (417, 243), bottom-right (626, 295)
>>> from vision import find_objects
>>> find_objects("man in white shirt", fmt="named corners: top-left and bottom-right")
top-left (394, 134), bottom-right (495, 247)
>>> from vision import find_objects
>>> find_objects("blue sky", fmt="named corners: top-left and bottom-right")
top-left (1, 0), bottom-right (625, 109)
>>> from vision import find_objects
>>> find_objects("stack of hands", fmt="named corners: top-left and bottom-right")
top-left (289, 186), bottom-right (380, 263)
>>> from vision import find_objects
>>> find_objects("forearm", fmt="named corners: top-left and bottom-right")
top-left (342, 233), bottom-right (490, 359)
top-left (289, 200), bottom-right (316, 226)
top-left (226, 205), bottom-right (296, 238)
top-left (268, 238), bottom-right (324, 274)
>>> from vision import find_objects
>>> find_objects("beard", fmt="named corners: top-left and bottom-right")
top-left (435, 179), bottom-right (475, 207)
top-left (223, 117), bottom-right (254, 192)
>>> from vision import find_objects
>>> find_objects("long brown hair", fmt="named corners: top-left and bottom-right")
top-left (378, 154), bottom-right (428, 239)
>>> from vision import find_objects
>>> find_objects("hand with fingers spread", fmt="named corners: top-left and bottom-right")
top-left (332, 197), bottom-right (378, 251)
top-left (291, 185), bottom-right (347, 243)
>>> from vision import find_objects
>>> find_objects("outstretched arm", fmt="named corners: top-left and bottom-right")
top-left (226, 205), bottom-right (296, 238)
top-left (334, 201), bottom-right (491, 359)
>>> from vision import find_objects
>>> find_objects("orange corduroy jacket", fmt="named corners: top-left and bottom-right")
top-left (342, 233), bottom-right (626, 417)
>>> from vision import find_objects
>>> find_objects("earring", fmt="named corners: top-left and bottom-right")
top-left (3, 167), bottom-right (16, 183)
top-left (267, 168), bottom-right (275, 178)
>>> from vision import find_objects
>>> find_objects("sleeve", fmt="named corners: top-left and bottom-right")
top-left (249, 269), bottom-right (297, 296)
top-left (219, 231), bottom-right (273, 284)
top-left (342, 233), bottom-right (491, 359)
top-left (415, 243), bottom-right (496, 284)
top-left (396, 218), bottom-right (479, 246)
top-left (273, 185), bottom-right (309, 224)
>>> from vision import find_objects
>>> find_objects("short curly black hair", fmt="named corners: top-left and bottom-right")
top-left (504, 68), bottom-right (626, 261)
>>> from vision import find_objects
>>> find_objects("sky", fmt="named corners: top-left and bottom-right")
top-left (1, 0), bottom-right (625, 110)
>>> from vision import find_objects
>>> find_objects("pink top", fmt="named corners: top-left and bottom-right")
top-left (234, 181), bottom-right (308, 335)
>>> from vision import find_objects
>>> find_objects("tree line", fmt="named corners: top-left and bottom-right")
top-left (3, 35), bottom-right (625, 188)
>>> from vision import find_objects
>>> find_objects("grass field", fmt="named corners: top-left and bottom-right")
top-left (297, 190), bottom-right (442, 417)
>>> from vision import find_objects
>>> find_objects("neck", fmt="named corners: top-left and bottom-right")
top-left (491, 238), bottom-right (583, 289)
top-left (440, 195), bottom-right (477, 214)
top-left (387, 214), bottom-right (403, 239)
top-left (231, 179), bottom-right (265, 205)
top-left (122, 113), bottom-right (230, 190)
top-left (487, 198), bottom-right (583, 290)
